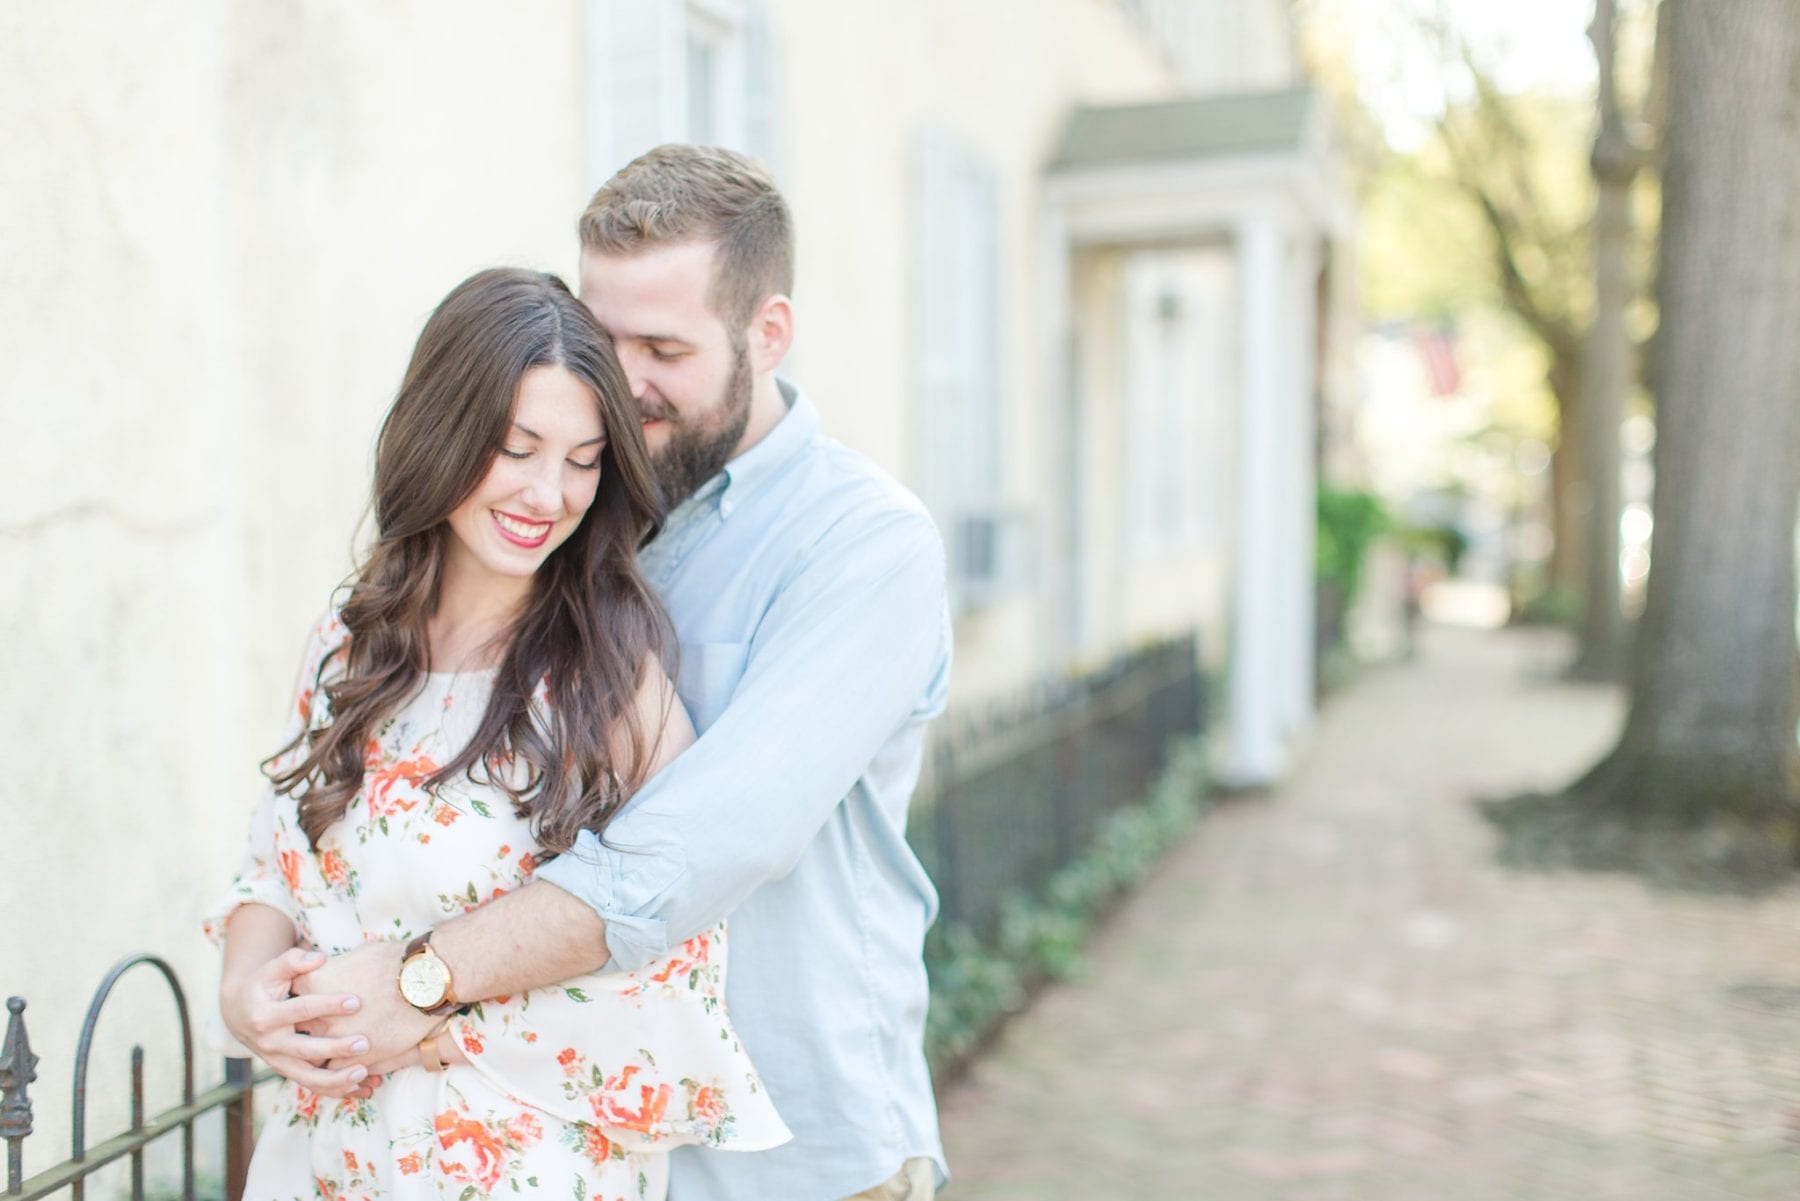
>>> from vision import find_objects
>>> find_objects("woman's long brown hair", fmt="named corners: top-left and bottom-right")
top-left (269, 267), bottom-right (671, 854)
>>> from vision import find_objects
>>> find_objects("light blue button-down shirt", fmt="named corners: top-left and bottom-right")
top-left (536, 382), bottom-right (952, 1201)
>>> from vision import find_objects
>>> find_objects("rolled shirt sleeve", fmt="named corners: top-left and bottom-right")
top-left (536, 506), bottom-right (949, 971)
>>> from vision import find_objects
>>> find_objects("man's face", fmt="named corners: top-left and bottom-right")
top-left (578, 241), bottom-right (753, 507)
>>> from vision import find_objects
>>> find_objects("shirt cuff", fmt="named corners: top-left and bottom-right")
top-left (535, 833), bottom-right (686, 972)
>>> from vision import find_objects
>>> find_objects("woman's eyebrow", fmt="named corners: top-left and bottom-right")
top-left (512, 422), bottom-right (606, 447)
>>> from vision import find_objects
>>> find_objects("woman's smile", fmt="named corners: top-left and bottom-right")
top-left (491, 509), bottom-right (553, 548)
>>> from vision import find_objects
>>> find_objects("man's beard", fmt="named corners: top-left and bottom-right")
top-left (649, 341), bottom-right (753, 508)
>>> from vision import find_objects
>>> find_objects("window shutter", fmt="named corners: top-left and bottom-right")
top-left (584, 0), bottom-right (682, 191)
top-left (741, 1), bottom-right (782, 171)
top-left (914, 125), bottom-right (1008, 604)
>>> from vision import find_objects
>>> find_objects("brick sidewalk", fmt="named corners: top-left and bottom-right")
top-left (937, 626), bottom-right (1800, 1199)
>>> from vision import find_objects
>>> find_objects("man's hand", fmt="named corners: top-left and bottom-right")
top-left (220, 946), bottom-right (372, 1098)
top-left (293, 940), bottom-right (438, 1069)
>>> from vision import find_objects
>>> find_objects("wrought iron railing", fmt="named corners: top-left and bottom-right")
top-left (909, 634), bottom-right (1205, 943)
top-left (5, 636), bottom-right (1204, 1199)
top-left (2, 954), bottom-right (271, 1201)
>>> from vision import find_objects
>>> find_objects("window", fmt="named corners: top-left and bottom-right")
top-left (913, 125), bottom-right (1019, 610)
top-left (583, 0), bottom-right (779, 192)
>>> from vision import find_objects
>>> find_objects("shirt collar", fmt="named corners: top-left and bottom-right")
top-left (719, 378), bottom-right (816, 512)
top-left (658, 378), bottom-right (818, 529)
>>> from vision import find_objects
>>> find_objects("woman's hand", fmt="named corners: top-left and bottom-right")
top-left (221, 907), bottom-right (372, 1099)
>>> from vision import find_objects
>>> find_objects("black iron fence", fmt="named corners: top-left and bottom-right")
top-left (908, 634), bottom-right (1205, 944)
top-left (2, 955), bottom-right (268, 1201)
top-left (4, 635), bottom-right (1204, 1200)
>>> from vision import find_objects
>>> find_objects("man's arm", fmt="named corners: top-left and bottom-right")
top-left (536, 505), bottom-right (949, 967)
top-left (305, 504), bottom-right (946, 1063)
top-left (300, 657), bottom-right (702, 1063)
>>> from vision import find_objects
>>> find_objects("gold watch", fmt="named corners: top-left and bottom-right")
top-left (397, 933), bottom-right (461, 1016)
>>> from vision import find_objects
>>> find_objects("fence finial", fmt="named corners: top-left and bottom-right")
top-left (2, 996), bottom-right (39, 1190)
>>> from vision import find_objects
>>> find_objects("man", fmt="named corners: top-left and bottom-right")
top-left (222, 144), bottom-right (951, 1201)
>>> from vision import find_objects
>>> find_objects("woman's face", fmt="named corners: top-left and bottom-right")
top-left (443, 364), bottom-right (606, 589)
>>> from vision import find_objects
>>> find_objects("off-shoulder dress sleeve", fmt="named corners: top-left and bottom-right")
top-left (202, 609), bottom-right (349, 945)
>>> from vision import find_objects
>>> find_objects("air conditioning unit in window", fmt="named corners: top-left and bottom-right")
top-left (952, 511), bottom-right (1031, 612)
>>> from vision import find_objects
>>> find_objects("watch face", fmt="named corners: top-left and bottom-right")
top-left (399, 952), bottom-right (448, 1008)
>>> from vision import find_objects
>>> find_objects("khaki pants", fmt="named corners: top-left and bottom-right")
top-left (839, 1157), bottom-right (937, 1201)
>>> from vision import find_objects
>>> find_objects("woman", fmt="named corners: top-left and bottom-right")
top-left (207, 268), bottom-right (789, 1200)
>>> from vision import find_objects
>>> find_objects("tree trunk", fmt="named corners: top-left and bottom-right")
top-left (1581, 0), bottom-right (1800, 885)
top-left (1570, 0), bottom-right (1634, 679)
top-left (1546, 364), bottom-right (1585, 607)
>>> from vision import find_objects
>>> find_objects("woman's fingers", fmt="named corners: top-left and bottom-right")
top-left (360, 1047), bottom-right (423, 1077)
top-left (275, 988), bottom-right (363, 1030)
top-left (276, 1031), bottom-right (370, 1064)
top-left (262, 1055), bottom-right (370, 1098)
top-left (255, 947), bottom-right (328, 994)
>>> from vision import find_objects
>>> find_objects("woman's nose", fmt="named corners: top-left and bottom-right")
top-left (519, 461), bottom-right (563, 513)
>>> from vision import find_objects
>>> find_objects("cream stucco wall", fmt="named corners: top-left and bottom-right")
top-left (1, 0), bottom-right (1309, 1175)
top-left (2, 0), bottom-right (589, 1166)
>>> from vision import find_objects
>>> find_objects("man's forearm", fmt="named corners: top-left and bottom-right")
top-left (432, 880), bottom-right (612, 1000)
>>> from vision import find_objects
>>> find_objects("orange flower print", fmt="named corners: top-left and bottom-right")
top-left (517, 851), bottom-right (538, 877)
top-left (341, 1149), bottom-right (357, 1172)
top-left (295, 687), bottom-right (313, 723)
top-left (506, 1111), bottom-right (543, 1145)
top-left (589, 1080), bottom-right (672, 1134)
top-left (567, 1122), bottom-right (613, 1168)
top-left (293, 1088), bottom-right (320, 1120)
top-left (277, 849), bottom-right (304, 892)
top-left (319, 849), bottom-right (350, 889)
top-left (432, 803), bottom-right (459, 827)
top-left (521, 1030), bottom-right (538, 1044)
top-left (366, 755), bottom-right (437, 818)
top-left (434, 1108), bottom-right (530, 1194)
top-left (557, 1047), bottom-right (580, 1072)
top-left (460, 1028), bottom-right (485, 1056)
top-left (691, 1084), bottom-right (724, 1123)
top-left (396, 1152), bottom-right (423, 1176)
top-left (314, 1176), bottom-right (339, 1201)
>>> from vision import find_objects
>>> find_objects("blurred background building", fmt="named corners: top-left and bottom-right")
top-left (1, 0), bottom-right (1355, 1177)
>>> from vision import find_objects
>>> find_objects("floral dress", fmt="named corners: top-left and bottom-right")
top-left (206, 612), bottom-right (789, 1201)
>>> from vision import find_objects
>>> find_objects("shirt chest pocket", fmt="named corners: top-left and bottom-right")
top-left (674, 641), bottom-right (750, 733)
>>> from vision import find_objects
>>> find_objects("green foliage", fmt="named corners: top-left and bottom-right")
top-left (923, 740), bottom-right (1210, 1072)
top-left (1512, 584), bottom-right (1581, 628)
top-left (1396, 521), bottom-right (1470, 575)
top-left (1316, 486), bottom-right (1392, 609)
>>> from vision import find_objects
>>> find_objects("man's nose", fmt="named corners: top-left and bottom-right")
top-left (618, 345), bottom-right (652, 402)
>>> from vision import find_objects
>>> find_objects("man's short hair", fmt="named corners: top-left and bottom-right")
top-left (578, 144), bottom-right (794, 334)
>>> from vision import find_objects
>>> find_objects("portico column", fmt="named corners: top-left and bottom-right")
top-left (1226, 212), bottom-right (1286, 785)
top-left (1280, 232), bottom-right (1320, 737)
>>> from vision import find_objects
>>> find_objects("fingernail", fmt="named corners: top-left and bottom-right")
top-left (351, 1038), bottom-right (369, 1054)
top-left (349, 1066), bottom-right (368, 1083)
top-left (341, 997), bottom-right (361, 1012)
top-left (303, 950), bottom-right (325, 963)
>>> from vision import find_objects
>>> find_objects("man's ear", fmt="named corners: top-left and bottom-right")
top-left (744, 293), bottom-right (794, 374)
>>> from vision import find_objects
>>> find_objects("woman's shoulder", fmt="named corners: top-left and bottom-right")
top-left (285, 602), bottom-right (353, 723)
